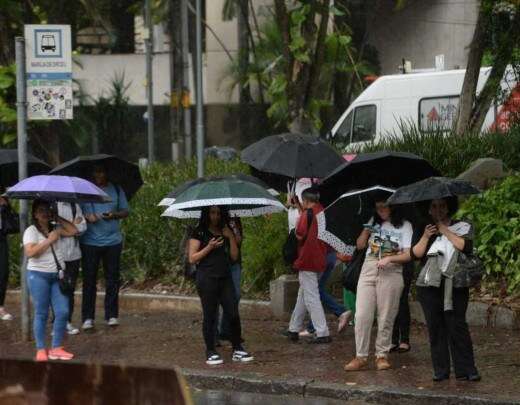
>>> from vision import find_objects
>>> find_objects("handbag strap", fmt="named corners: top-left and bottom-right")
top-left (49, 244), bottom-right (63, 272)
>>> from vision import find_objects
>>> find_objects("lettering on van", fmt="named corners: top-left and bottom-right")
top-left (420, 96), bottom-right (459, 131)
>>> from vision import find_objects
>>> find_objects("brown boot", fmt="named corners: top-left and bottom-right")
top-left (375, 356), bottom-right (391, 371)
top-left (344, 357), bottom-right (368, 372)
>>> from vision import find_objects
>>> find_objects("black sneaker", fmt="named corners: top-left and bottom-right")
top-left (286, 331), bottom-right (299, 342)
top-left (232, 348), bottom-right (254, 363)
top-left (456, 373), bottom-right (481, 382)
top-left (433, 373), bottom-right (450, 382)
top-left (308, 336), bottom-right (332, 344)
top-left (206, 351), bottom-right (224, 365)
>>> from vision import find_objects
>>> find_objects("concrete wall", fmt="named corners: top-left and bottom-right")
top-left (369, 0), bottom-right (479, 74)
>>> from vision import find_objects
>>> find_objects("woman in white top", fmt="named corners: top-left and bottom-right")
top-left (344, 193), bottom-right (413, 372)
top-left (23, 199), bottom-right (78, 362)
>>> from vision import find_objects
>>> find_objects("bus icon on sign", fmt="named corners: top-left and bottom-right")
top-left (34, 29), bottom-right (62, 58)
top-left (41, 35), bottom-right (56, 52)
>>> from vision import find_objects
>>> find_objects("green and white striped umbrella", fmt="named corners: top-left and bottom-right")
top-left (161, 176), bottom-right (286, 218)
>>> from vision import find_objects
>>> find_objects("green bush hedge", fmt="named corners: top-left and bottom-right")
top-left (359, 123), bottom-right (520, 177)
top-left (458, 174), bottom-right (520, 293)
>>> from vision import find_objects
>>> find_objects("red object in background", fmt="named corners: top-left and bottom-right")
top-left (336, 252), bottom-right (352, 263)
top-left (364, 75), bottom-right (378, 83)
top-left (343, 154), bottom-right (356, 162)
top-left (491, 83), bottom-right (520, 132)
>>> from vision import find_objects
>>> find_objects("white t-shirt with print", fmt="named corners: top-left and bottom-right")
top-left (365, 219), bottom-right (413, 260)
top-left (23, 225), bottom-right (65, 273)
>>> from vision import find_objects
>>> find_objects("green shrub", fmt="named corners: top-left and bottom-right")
top-left (358, 123), bottom-right (520, 177)
top-left (458, 174), bottom-right (520, 293)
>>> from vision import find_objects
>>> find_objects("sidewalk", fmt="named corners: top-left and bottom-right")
top-left (1, 303), bottom-right (519, 404)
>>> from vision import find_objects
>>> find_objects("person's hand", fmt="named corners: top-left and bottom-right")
top-left (423, 224), bottom-right (438, 239)
top-left (208, 237), bottom-right (224, 250)
top-left (74, 216), bottom-right (83, 224)
top-left (86, 214), bottom-right (99, 223)
top-left (222, 226), bottom-right (234, 240)
top-left (47, 230), bottom-right (60, 244)
top-left (0, 197), bottom-right (7, 206)
top-left (377, 256), bottom-right (392, 269)
top-left (437, 223), bottom-right (449, 235)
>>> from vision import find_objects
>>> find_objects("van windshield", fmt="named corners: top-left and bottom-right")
top-left (336, 111), bottom-right (353, 142)
top-left (352, 105), bottom-right (376, 142)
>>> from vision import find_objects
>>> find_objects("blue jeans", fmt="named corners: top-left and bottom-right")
top-left (27, 270), bottom-right (69, 350)
top-left (307, 252), bottom-right (346, 332)
top-left (217, 263), bottom-right (241, 338)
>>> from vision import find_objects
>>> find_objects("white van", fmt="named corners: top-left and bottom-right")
top-left (329, 67), bottom-right (518, 149)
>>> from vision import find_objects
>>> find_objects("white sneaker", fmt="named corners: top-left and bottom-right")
top-left (338, 310), bottom-right (352, 333)
top-left (67, 323), bottom-right (80, 335)
top-left (82, 319), bottom-right (94, 330)
top-left (298, 330), bottom-right (314, 338)
top-left (107, 318), bottom-right (119, 327)
top-left (0, 312), bottom-right (13, 321)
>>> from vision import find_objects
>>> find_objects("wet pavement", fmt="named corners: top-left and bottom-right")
top-left (192, 389), bottom-right (367, 405)
top-left (1, 305), bottom-right (519, 403)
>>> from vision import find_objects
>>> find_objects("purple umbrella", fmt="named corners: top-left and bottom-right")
top-left (6, 175), bottom-right (111, 203)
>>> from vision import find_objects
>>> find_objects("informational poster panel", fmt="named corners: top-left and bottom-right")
top-left (24, 25), bottom-right (73, 120)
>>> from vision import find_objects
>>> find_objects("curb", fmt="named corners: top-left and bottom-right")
top-left (6, 290), bottom-right (519, 329)
top-left (181, 368), bottom-right (518, 405)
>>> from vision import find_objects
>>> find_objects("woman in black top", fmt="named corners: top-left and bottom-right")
top-left (411, 198), bottom-right (480, 382)
top-left (189, 206), bottom-right (253, 365)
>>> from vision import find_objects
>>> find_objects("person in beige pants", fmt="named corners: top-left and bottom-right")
top-left (345, 197), bottom-right (413, 372)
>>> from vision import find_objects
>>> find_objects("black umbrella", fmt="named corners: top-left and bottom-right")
top-left (319, 151), bottom-right (440, 205)
top-left (387, 177), bottom-right (480, 205)
top-left (158, 173), bottom-right (278, 207)
top-left (241, 133), bottom-right (343, 191)
top-left (49, 154), bottom-right (143, 200)
top-left (0, 149), bottom-right (50, 189)
top-left (317, 186), bottom-right (395, 255)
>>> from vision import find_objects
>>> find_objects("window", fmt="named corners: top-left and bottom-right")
top-left (419, 96), bottom-right (459, 131)
top-left (352, 105), bottom-right (377, 143)
top-left (335, 111), bottom-right (353, 144)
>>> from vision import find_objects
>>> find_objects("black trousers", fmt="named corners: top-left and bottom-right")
top-left (81, 243), bottom-right (122, 322)
top-left (0, 238), bottom-right (8, 306)
top-left (64, 259), bottom-right (81, 322)
top-left (196, 273), bottom-right (241, 353)
top-left (417, 284), bottom-right (478, 377)
top-left (392, 263), bottom-right (413, 345)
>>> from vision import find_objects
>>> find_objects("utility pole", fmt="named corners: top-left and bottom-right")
top-left (15, 37), bottom-right (30, 341)
top-left (181, 0), bottom-right (192, 160)
top-left (144, 0), bottom-right (155, 163)
top-left (195, 0), bottom-right (204, 177)
top-left (169, 0), bottom-right (183, 162)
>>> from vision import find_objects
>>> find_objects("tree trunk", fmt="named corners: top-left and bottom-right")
top-left (469, 11), bottom-right (519, 133)
top-left (237, 0), bottom-right (252, 144)
top-left (455, 6), bottom-right (487, 135)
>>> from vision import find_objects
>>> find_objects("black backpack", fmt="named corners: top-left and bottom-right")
top-left (282, 209), bottom-right (313, 266)
top-left (181, 225), bottom-right (197, 280)
top-left (342, 248), bottom-right (367, 293)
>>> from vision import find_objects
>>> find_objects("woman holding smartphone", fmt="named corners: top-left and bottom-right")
top-left (189, 206), bottom-right (253, 365)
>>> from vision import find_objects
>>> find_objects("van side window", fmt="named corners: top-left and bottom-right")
top-left (352, 105), bottom-right (376, 143)
top-left (336, 111), bottom-right (353, 143)
top-left (419, 96), bottom-right (459, 131)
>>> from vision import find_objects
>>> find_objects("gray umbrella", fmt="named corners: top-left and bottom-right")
top-left (387, 177), bottom-right (480, 205)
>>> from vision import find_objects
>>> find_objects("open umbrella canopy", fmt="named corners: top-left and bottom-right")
top-left (387, 177), bottom-right (480, 205)
top-left (241, 133), bottom-right (343, 191)
top-left (157, 174), bottom-right (278, 207)
top-left (6, 175), bottom-right (111, 203)
top-left (319, 151), bottom-right (440, 205)
top-left (0, 149), bottom-right (50, 189)
top-left (317, 186), bottom-right (395, 255)
top-left (161, 176), bottom-right (285, 218)
top-left (49, 154), bottom-right (143, 200)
